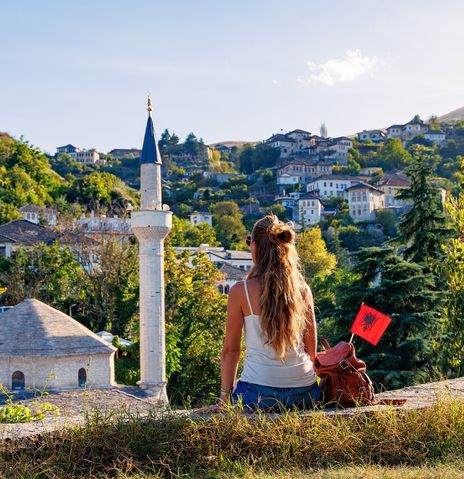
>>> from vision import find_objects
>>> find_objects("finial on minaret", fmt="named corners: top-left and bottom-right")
top-left (147, 95), bottom-right (152, 116)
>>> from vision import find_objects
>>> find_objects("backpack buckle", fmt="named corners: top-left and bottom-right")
top-left (339, 359), bottom-right (350, 370)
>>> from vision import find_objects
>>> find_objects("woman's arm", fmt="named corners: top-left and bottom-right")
top-left (303, 286), bottom-right (317, 362)
top-left (219, 282), bottom-right (244, 402)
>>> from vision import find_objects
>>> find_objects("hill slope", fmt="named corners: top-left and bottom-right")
top-left (439, 107), bottom-right (464, 122)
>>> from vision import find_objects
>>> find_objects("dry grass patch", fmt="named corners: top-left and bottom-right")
top-left (1, 397), bottom-right (463, 478)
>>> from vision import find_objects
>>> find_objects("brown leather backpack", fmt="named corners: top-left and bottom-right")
top-left (314, 339), bottom-right (375, 407)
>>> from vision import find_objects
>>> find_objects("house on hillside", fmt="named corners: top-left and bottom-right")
top-left (306, 174), bottom-right (369, 198)
top-left (314, 137), bottom-right (353, 164)
top-left (19, 204), bottom-right (57, 227)
top-left (190, 212), bottom-right (213, 226)
top-left (277, 161), bottom-right (333, 190)
top-left (175, 245), bottom-right (253, 272)
top-left (298, 193), bottom-right (324, 224)
top-left (424, 130), bottom-right (446, 145)
top-left (217, 263), bottom-right (247, 294)
top-left (108, 148), bottom-right (142, 159)
top-left (56, 144), bottom-right (79, 155)
top-left (0, 298), bottom-right (116, 391)
top-left (0, 220), bottom-right (59, 257)
top-left (374, 174), bottom-right (412, 208)
top-left (74, 212), bottom-right (131, 235)
top-left (265, 134), bottom-right (296, 159)
top-left (357, 129), bottom-right (387, 143)
top-left (386, 116), bottom-right (428, 143)
top-left (346, 183), bottom-right (385, 222)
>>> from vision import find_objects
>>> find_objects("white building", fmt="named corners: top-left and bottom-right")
top-left (307, 175), bottom-right (369, 198)
top-left (73, 149), bottom-right (100, 164)
top-left (386, 116), bottom-right (428, 143)
top-left (0, 299), bottom-right (116, 391)
top-left (345, 183), bottom-right (385, 222)
top-left (374, 174), bottom-right (412, 208)
top-left (277, 161), bottom-right (333, 188)
top-left (357, 130), bottom-right (387, 143)
top-left (190, 212), bottom-right (213, 226)
top-left (265, 134), bottom-right (297, 158)
top-left (56, 145), bottom-right (101, 164)
top-left (175, 245), bottom-right (253, 272)
top-left (18, 204), bottom-right (57, 227)
top-left (314, 137), bottom-right (353, 163)
top-left (424, 130), bottom-right (446, 145)
top-left (75, 213), bottom-right (131, 235)
top-left (298, 193), bottom-right (324, 224)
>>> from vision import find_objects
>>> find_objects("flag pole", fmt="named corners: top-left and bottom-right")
top-left (349, 302), bottom-right (363, 344)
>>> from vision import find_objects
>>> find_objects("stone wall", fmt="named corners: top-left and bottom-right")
top-left (0, 352), bottom-right (115, 391)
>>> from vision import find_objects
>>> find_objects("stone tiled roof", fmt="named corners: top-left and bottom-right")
top-left (0, 299), bottom-right (116, 357)
top-left (345, 182), bottom-right (384, 193)
top-left (376, 175), bottom-right (411, 187)
top-left (217, 262), bottom-right (247, 281)
top-left (0, 233), bottom-right (15, 243)
top-left (0, 220), bottom-right (58, 246)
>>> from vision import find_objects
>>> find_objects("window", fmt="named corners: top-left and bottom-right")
top-left (12, 371), bottom-right (25, 390)
top-left (78, 368), bottom-right (87, 387)
top-left (0, 246), bottom-right (6, 257)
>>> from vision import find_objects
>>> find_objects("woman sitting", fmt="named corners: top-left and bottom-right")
top-left (201, 214), bottom-right (321, 412)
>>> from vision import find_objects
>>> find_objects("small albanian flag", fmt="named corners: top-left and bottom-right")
top-left (350, 304), bottom-right (392, 346)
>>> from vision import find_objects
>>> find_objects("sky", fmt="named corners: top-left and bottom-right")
top-left (1, 0), bottom-right (464, 153)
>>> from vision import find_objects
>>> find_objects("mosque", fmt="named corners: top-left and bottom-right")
top-left (0, 98), bottom-right (171, 400)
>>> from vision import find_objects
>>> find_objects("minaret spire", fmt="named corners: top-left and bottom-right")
top-left (147, 94), bottom-right (152, 116)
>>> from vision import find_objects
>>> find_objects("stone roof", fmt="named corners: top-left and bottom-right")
top-left (310, 174), bottom-right (370, 182)
top-left (345, 182), bottom-right (384, 193)
top-left (217, 262), bottom-right (247, 281)
top-left (0, 220), bottom-right (58, 246)
top-left (299, 192), bottom-right (323, 202)
top-left (266, 134), bottom-right (296, 143)
top-left (0, 299), bottom-right (116, 357)
top-left (376, 175), bottom-right (411, 188)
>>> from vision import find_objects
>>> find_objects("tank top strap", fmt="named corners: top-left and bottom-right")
top-left (243, 280), bottom-right (254, 316)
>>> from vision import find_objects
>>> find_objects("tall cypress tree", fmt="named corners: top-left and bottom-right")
top-left (395, 145), bottom-right (449, 265)
top-left (320, 247), bottom-right (444, 390)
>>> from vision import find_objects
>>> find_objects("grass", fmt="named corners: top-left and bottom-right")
top-left (1, 397), bottom-right (464, 478)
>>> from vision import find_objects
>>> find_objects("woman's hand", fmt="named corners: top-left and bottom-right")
top-left (194, 395), bottom-right (229, 414)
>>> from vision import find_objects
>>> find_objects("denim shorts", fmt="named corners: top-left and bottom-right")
top-left (231, 380), bottom-right (322, 411)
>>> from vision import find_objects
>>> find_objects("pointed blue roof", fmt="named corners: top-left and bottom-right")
top-left (140, 115), bottom-right (162, 165)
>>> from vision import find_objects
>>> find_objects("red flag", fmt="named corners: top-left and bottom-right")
top-left (350, 304), bottom-right (392, 346)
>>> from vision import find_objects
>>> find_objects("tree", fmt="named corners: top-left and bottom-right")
top-left (170, 216), bottom-right (218, 247)
top-left (320, 247), bottom-right (444, 390)
top-left (376, 138), bottom-right (411, 170)
top-left (164, 248), bottom-right (228, 403)
top-left (438, 160), bottom-right (464, 376)
top-left (76, 238), bottom-right (139, 335)
top-left (296, 227), bottom-right (336, 283)
top-left (184, 133), bottom-right (201, 156)
top-left (210, 201), bottom-right (247, 249)
top-left (395, 146), bottom-right (450, 265)
top-left (0, 242), bottom-right (86, 310)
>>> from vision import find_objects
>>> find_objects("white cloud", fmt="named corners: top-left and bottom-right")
top-left (298, 49), bottom-right (383, 86)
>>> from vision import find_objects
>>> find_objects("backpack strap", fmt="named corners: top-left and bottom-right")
top-left (243, 280), bottom-right (254, 316)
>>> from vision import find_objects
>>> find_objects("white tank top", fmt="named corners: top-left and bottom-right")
top-left (238, 280), bottom-right (317, 388)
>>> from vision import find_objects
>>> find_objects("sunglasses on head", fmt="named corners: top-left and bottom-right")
top-left (246, 235), bottom-right (252, 247)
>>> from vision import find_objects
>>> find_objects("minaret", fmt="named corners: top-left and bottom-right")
top-left (131, 97), bottom-right (172, 402)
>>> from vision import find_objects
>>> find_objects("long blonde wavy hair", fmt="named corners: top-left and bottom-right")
top-left (247, 214), bottom-right (310, 360)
